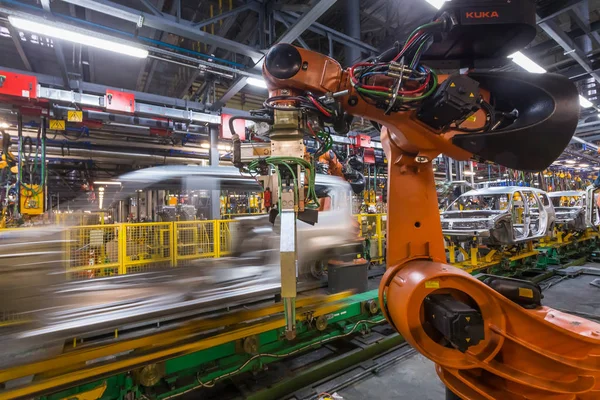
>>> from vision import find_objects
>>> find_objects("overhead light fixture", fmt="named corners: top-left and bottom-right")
top-left (477, 176), bottom-right (484, 180)
top-left (565, 160), bottom-right (577, 164)
top-left (580, 163), bottom-right (590, 168)
top-left (0, 122), bottom-right (9, 129)
top-left (594, 167), bottom-right (600, 171)
top-left (463, 171), bottom-right (475, 176)
top-left (508, 52), bottom-right (547, 74)
top-left (247, 77), bottom-right (268, 89)
top-left (9, 16), bottom-right (148, 58)
top-left (94, 181), bottom-right (122, 186)
top-left (200, 143), bottom-right (210, 149)
top-left (425, 0), bottom-right (448, 9)
top-left (579, 95), bottom-right (594, 108)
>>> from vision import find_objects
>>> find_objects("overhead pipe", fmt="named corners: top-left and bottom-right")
top-left (44, 149), bottom-right (208, 165)
top-left (51, 106), bottom-right (209, 134)
top-left (11, 129), bottom-right (211, 156)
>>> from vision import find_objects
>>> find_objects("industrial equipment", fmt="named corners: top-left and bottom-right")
top-left (441, 187), bottom-right (556, 246)
top-left (257, 0), bottom-right (600, 398)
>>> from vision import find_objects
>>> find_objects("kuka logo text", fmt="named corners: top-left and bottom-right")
top-left (466, 11), bottom-right (499, 19)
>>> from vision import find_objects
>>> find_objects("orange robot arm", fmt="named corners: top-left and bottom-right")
top-left (317, 151), bottom-right (344, 178)
top-left (264, 43), bottom-right (600, 400)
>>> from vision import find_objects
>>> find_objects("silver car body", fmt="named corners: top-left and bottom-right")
top-left (547, 190), bottom-right (587, 231)
top-left (441, 186), bottom-right (556, 246)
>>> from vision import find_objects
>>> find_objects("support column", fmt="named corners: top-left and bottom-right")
top-left (209, 125), bottom-right (221, 220)
top-left (455, 161), bottom-right (464, 181)
top-left (343, 0), bottom-right (361, 66)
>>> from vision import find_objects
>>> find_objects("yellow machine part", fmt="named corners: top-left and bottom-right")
top-left (20, 185), bottom-right (44, 215)
top-left (59, 381), bottom-right (106, 400)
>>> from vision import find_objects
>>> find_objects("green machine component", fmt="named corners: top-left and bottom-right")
top-left (39, 290), bottom-right (393, 400)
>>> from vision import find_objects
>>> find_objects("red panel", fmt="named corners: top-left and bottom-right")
top-left (353, 134), bottom-right (371, 149)
top-left (105, 89), bottom-right (135, 113)
top-left (0, 70), bottom-right (37, 99)
top-left (221, 113), bottom-right (246, 140)
top-left (363, 148), bottom-right (375, 164)
top-left (150, 128), bottom-right (171, 137)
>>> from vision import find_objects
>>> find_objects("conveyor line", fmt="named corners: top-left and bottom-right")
top-left (0, 292), bottom-right (354, 399)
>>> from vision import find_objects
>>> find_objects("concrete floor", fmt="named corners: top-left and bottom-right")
top-left (338, 352), bottom-right (445, 400)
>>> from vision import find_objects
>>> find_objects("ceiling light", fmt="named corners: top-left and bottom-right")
top-left (425, 0), bottom-right (448, 9)
top-left (463, 171), bottom-right (475, 176)
top-left (0, 122), bottom-right (9, 128)
top-left (579, 95), bottom-right (594, 108)
top-left (508, 52), bottom-right (593, 108)
top-left (565, 160), bottom-right (576, 164)
top-left (200, 143), bottom-right (210, 149)
top-left (503, 173), bottom-right (509, 177)
top-left (594, 167), bottom-right (600, 171)
top-left (94, 181), bottom-right (122, 185)
top-left (247, 77), bottom-right (268, 89)
top-left (508, 52), bottom-right (546, 74)
top-left (477, 176), bottom-right (484, 180)
top-left (9, 16), bottom-right (148, 58)
top-left (580, 163), bottom-right (590, 168)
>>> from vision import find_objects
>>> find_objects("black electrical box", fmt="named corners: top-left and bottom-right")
top-left (417, 74), bottom-right (480, 130)
top-left (328, 260), bottom-right (368, 294)
top-left (424, 294), bottom-right (484, 352)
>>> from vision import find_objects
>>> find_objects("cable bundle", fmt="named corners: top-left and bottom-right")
top-left (349, 20), bottom-right (444, 111)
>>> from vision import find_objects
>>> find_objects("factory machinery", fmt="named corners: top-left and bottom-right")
top-left (4, 1), bottom-right (600, 400)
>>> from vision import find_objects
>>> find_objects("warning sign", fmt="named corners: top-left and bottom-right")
top-left (67, 110), bottom-right (83, 122)
top-left (49, 119), bottom-right (65, 130)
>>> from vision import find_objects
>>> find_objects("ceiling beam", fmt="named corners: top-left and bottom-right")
top-left (276, 0), bottom-right (338, 45)
top-left (274, 12), bottom-right (378, 54)
top-left (537, 16), bottom-right (600, 86)
top-left (192, 3), bottom-right (259, 28)
top-left (41, 0), bottom-right (70, 88)
top-left (209, 77), bottom-right (248, 111)
top-left (537, 0), bottom-right (586, 23)
top-left (138, 0), bottom-right (163, 16)
top-left (569, 4), bottom-right (600, 51)
top-left (178, 11), bottom-right (240, 99)
top-left (58, 0), bottom-right (265, 62)
top-left (6, 25), bottom-right (32, 71)
top-left (275, 12), bottom-right (310, 50)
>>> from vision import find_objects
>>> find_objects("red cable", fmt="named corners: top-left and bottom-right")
top-left (308, 96), bottom-right (332, 117)
top-left (392, 31), bottom-right (423, 62)
top-left (398, 71), bottom-right (431, 95)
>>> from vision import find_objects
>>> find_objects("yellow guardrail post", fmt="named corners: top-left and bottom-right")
top-left (213, 220), bottom-right (221, 258)
top-left (170, 222), bottom-right (176, 267)
top-left (118, 223), bottom-right (126, 275)
top-left (376, 214), bottom-right (383, 261)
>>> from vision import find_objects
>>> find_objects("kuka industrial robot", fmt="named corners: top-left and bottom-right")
top-left (235, 1), bottom-right (600, 398)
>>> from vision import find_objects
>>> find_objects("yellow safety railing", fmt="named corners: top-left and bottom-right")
top-left (173, 220), bottom-right (216, 266)
top-left (65, 224), bottom-right (121, 280)
top-left (355, 213), bottom-right (386, 264)
top-left (65, 220), bottom-right (238, 279)
top-left (122, 222), bottom-right (173, 274)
